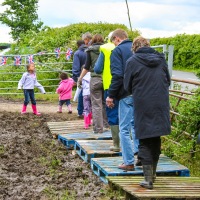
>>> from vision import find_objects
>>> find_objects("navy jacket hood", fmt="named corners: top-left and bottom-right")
top-left (134, 47), bottom-right (165, 68)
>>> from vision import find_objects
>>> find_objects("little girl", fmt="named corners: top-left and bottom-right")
top-left (82, 72), bottom-right (92, 129)
top-left (56, 72), bottom-right (74, 113)
top-left (18, 63), bottom-right (45, 115)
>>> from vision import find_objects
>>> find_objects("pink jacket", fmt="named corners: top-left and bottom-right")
top-left (56, 78), bottom-right (74, 100)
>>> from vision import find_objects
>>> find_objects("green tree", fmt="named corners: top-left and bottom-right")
top-left (0, 0), bottom-right (43, 41)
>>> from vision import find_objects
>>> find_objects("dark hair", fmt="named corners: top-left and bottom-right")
top-left (91, 34), bottom-right (104, 45)
top-left (111, 29), bottom-right (128, 41)
top-left (77, 40), bottom-right (85, 47)
top-left (60, 72), bottom-right (68, 80)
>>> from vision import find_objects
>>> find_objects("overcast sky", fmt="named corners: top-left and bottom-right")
top-left (1, 0), bottom-right (200, 42)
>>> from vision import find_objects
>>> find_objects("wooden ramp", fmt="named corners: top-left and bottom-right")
top-left (74, 140), bottom-right (122, 163)
top-left (47, 120), bottom-right (93, 138)
top-left (58, 131), bottom-right (112, 149)
top-left (107, 176), bottom-right (200, 200)
top-left (91, 155), bottom-right (190, 183)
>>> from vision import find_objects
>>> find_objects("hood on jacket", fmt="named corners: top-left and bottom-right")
top-left (134, 47), bottom-right (165, 68)
top-left (79, 44), bottom-right (87, 51)
top-left (86, 43), bottom-right (103, 54)
top-left (60, 79), bottom-right (72, 84)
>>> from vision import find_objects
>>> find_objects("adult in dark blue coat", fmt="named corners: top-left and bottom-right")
top-left (124, 36), bottom-right (171, 189)
top-left (72, 40), bottom-right (87, 117)
top-left (106, 29), bottom-right (139, 171)
top-left (72, 40), bottom-right (87, 82)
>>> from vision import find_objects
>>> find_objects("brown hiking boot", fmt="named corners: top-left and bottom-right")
top-left (118, 163), bottom-right (134, 171)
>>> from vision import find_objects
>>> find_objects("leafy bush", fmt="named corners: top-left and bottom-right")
top-left (151, 34), bottom-right (200, 71)
top-left (164, 88), bottom-right (200, 176)
top-left (1, 22), bottom-right (140, 94)
top-left (9, 22), bottom-right (140, 62)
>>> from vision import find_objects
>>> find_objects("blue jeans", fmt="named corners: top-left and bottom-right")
top-left (77, 89), bottom-right (84, 115)
top-left (59, 99), bottom-right (71, 106)
top-left (23, 89), bottom-right (36, 106)
top-left (104, 90), bottom-right (119, 125)
top-left (119, 96), bottom-right (139, 165)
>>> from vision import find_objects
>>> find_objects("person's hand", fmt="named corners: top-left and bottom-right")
top-left (77, 77), bottom-right (82, 89)
top-left (106, 97), bottom-right (114, 108)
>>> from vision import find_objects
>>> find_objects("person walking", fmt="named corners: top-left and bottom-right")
top-left (106, 29), bottom-right (139, 170)
top-left (78, 34), bottom-right (109, 133)
top-left (124, 36), bottom-right (171, 189)
top-left (82, 72), bottom-right (92, 129)
top-left (56, 72), bottom-right (74, 114)
top-left (72, 40), bottom-right (87, 118)
top-left (18, 63), bottom-right (45, 115)
top-left (82, 32), bottom-right (92, 46)
top-left (94, 32), bottom-right (120, 152)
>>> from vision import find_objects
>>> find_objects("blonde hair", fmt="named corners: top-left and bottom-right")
top-left (132, 36), bottom-right (150, 52)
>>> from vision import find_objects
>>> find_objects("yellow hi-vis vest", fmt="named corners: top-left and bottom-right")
top-left (100, 42), bottom-right (115, 90)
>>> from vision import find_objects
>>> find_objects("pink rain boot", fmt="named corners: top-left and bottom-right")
top-left (32, 104), bottom-right (41, 116)
top-left (67, 104), bottom-right (72, 114)
top-left (21, 105), bottom-right (27, 114)
top-left (57, 106), bottom-right (62, 113)
top-left (84, 115), bottom-right (90, 129)
top-left (88, 112), bottom-right (92, 126)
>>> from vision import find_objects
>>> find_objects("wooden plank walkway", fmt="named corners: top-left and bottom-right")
top-left (47, 120), bottom-right (93, 138)
top-left (91, 155), bottom-right (190, 183)
top-left (107, 176), bottom-right (200, 200)
top-left (74, 140), bottom-right (122, 163)
top-left (58, 131), bottom-right (112, 149)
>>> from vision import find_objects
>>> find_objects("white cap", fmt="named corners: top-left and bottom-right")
top-left (108, 32), bottom-right (113, 40)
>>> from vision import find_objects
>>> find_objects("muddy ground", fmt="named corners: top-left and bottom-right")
top-left (0, 99), bottom-right (120, 200)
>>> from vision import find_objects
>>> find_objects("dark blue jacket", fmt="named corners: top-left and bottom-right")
top-left (108, 39), bottom-right (133, 100)
top-left (72, 44), bottom-right (87, 82)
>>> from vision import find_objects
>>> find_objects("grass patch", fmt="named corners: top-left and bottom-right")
top-left (0, 145), bottom-right (5, 155)
top-left (42, 186), bottom-right (76, 200)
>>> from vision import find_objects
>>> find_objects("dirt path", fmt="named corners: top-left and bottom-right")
top-left (0, 98), bottom-right (120, 200)
top-left (0, 101), bottom-right (78, 114)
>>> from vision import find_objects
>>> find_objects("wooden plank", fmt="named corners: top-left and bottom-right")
top-left (108, 176), bottom-right (200, 199)
top-left (74, 140), bottom-right (122, 163)
top-left (171, 77), bottom-right (200, 86)
top-left (169, 89), bottom-right (194, 95)
top-left (58, 131), bottom-right (112, 149)
top-left (47, 120), bottom-right (94, 138)
top-left (170, 93), bottom-right (191, 100)
top-left (91, 155), bottom-right (190, 184)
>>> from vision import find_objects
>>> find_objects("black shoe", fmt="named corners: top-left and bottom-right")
top-left (135, 159), bottom-right (142, 166)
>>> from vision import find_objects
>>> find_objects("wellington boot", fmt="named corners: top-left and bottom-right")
top-left (140, 165), bottom-right (153, 189)
top-left (88, 112), bottom-right (92, 126)
top-left (57, 106), bottom-right (62, 113)
top-left (109, 125), bottom-right (120, 152)
top-left (67, 104), bottom-right (72, 114)
top-left (21, 104), bottom-right (27, 114)
top-left (84, 115), bottom-right (90, 129)
top-left (153, 160), bottom-right (158, 183)
top-left (32, 104), bottom-right (41, 116)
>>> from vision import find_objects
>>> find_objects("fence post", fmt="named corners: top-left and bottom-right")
top-left (168, 45), bottom-right (174, 78)
top-left (163, 44), bottom-right (167, 59)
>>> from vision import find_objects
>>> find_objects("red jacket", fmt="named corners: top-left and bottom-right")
top-left (56, 78), bottom-right (74, 100)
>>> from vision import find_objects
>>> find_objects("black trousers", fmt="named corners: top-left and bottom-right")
top-left (138, 137), bottom-right (161, 165)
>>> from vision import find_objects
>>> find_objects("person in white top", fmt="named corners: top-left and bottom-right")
top-left (82, 72), bottom-right (92, 129)
top-left (18, 63), bottom-right (45, 115)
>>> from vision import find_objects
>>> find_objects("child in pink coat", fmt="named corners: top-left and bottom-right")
top-left (56, 72), bottom-right (74, 113)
